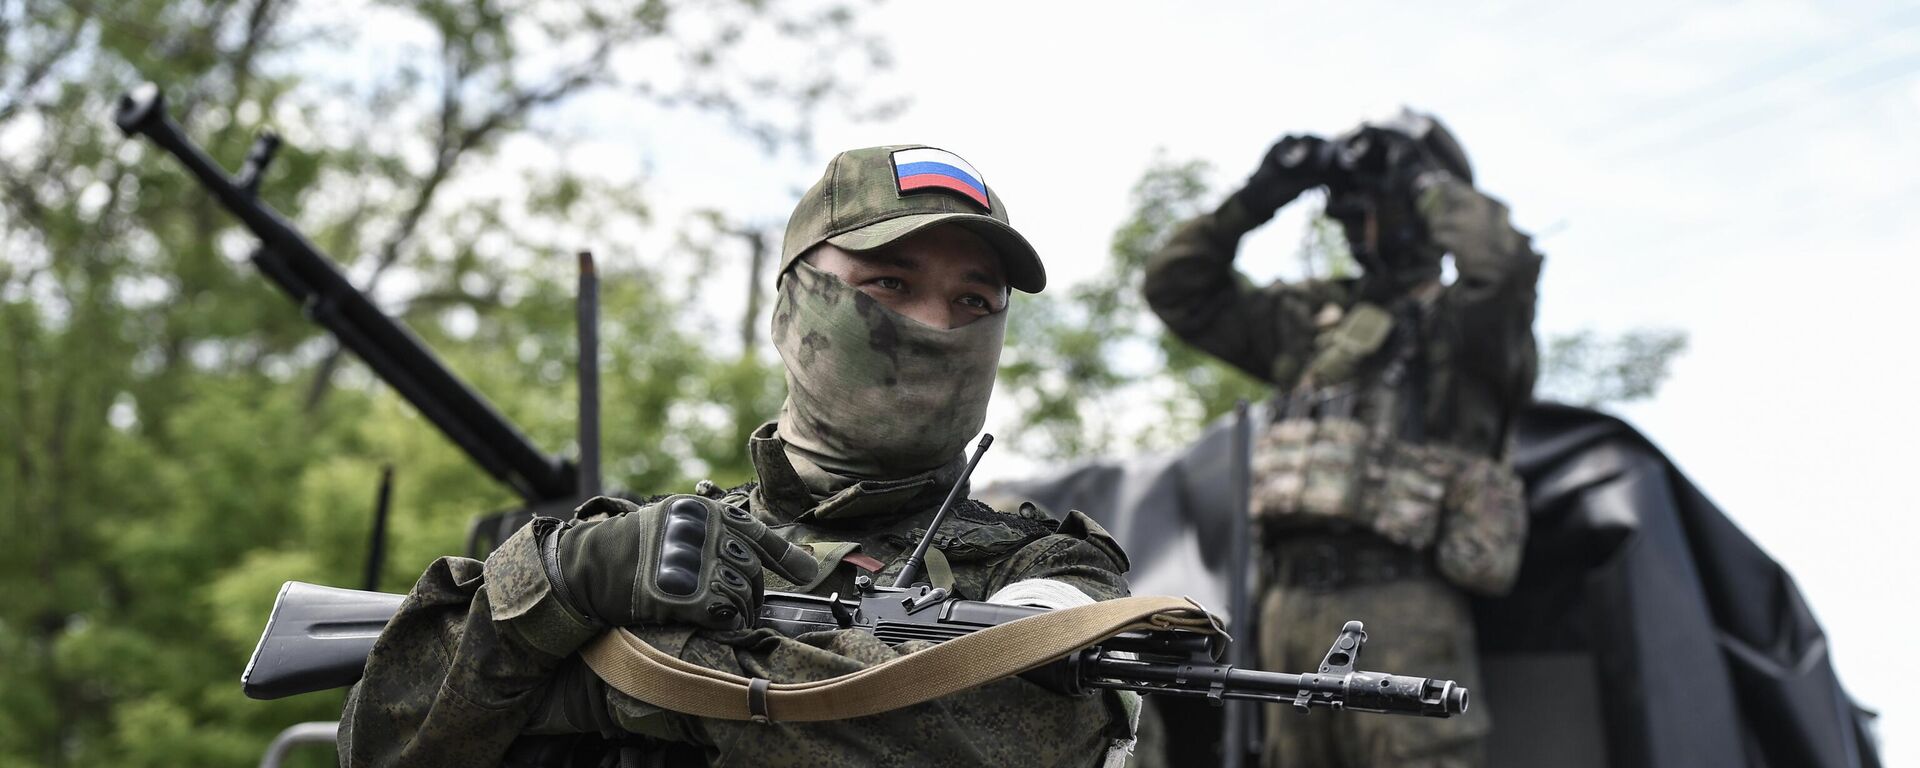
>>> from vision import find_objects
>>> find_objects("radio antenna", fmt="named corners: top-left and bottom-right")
top-left (892, 434), bottom-right (993, 588)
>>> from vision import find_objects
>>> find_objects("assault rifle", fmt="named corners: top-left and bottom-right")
top-left (243, 436), bottom-right (1467, 719)
top-left (244, 580), bottom-right (1465, 717)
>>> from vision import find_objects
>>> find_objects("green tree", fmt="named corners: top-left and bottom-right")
top-left (1536, 329), bottom-right (1689, 407)
top-left (0, 1), bottom-right (889, 765)
top-left (998, 155), bottom-right (1268, 460)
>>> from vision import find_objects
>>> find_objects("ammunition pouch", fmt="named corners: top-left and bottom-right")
top-left (1251, 417), bottom-right (1526, 596)
top-left (1434, 454), bottom-right (1528, 595)
top-left (1250, 417), bottom-right (1357, 520)
top-left (1303, 302), bottom-right (1394, 386)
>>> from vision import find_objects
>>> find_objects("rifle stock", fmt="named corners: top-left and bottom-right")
top-left (242, 582), bottom-right (404, 700)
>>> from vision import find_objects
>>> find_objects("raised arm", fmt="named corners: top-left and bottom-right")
top-left (1145, 137), bottom-right (1347, 386)
top-left (1419, 175), bottom-right (1543, 416)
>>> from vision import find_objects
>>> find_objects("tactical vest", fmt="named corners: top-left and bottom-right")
top-left (1249, 296), bottom-right (1527, 596)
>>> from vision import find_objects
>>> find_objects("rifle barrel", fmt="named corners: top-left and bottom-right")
top-left (114, 84), bottom-right (573, 502)
top-left (1083, 654), bottom-right (1467, 717)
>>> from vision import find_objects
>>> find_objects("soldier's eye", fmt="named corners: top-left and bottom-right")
top-left (957, 294), bottom-right (990, 312)
top-left (872, 276), bottom-right (906, 292)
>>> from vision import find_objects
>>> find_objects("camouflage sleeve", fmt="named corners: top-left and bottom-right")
top-left (339, 521), bottom-right (599, 767)
top-left (1143, 193), bottom-right (1325, 386)
top-left (983, 509), bottom-right (1131, 601)
top-left (1419, 177), bottom-right (1543, 412)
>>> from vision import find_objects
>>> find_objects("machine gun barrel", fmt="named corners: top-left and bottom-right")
top-left (111, 83), bottom-right (573, 503)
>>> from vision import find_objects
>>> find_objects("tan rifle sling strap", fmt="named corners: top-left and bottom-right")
top-left (577, 594), bottom-right (1222, 723)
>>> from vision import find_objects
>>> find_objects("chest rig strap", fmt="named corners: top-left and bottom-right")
top-left (1281, 291), bottom-right (1437, 445)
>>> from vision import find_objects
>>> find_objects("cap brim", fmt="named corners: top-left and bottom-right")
top-left (824, 212), bottom-right (1046, 294)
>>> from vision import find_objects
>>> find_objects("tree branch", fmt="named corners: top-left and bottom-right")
top-left (304, 41), bottom-right (614, 411)
top-left (0, 1), bottom-right (84, 125)
top-left (226, 0), bottom-right (284, 105)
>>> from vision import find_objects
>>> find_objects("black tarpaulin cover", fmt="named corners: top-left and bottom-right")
top-left (989, 403), bottom-right (1879, 768)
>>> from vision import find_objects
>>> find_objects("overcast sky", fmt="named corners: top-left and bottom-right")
top-left (339, 0), bottom-right (1920, 761)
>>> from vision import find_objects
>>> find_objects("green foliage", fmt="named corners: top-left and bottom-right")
top-left (0, 1), bottom-right (884, 765)
top-left (1537, 328), bottom-right (1689, 407)
top-left (998, 154), bottom-right (1267, 460)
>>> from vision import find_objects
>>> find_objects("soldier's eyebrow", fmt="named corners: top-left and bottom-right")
top-left (963, 270), bottom-right (1007, 292)
top-left (860, 251), bottom-right (921, 271)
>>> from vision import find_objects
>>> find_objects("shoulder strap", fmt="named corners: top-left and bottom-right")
top-left (577, 595), bottom-right (1219, 722)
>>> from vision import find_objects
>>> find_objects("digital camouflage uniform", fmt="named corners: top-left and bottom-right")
top-left (1143, 120), bottom-right (1540, 768)
top-left (338, 432), bottom-right (1136, 768)
top-left (340, 144), bottom-right (1140, 767)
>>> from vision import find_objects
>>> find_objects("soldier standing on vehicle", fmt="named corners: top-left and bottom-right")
top-left (1144, 110), bottom-right (1540, 767)
top-left (339, 145), bottom-right (1142, 767)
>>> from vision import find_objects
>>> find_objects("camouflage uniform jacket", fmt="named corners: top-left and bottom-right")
top-left (338, 423), bottom-right (1135, 768)
top-left (1142, 184), bottom-right (1542, 459)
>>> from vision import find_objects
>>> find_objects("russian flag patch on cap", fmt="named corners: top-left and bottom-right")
top-left (891, 147), bottom-right (990, 211)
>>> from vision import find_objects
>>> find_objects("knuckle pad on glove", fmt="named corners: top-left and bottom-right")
top-left (720, 535), bottom-right (755, 566)
top-left (654, 497), bottom-right (711, 597)
top-left (721, 502), bottom-right (755, 524)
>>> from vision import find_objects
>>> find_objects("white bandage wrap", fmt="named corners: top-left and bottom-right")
top-left (986, 578), bottom-right (1096, 610)
top-left (987, 579), bottom-right (1142, 768)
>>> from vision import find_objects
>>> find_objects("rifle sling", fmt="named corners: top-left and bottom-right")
top-left (577, 594), bottom-right (1219, 722)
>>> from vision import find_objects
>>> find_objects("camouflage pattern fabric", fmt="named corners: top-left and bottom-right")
top-left (779, 144), bottom-right (1045, 294)
top-left (1434, 455), bottom-right (1528, 595)
top-left (1252, 417), bottom-right (1370, 523)
top-left (1251, 417), bottom-right (1526, 587)
top-left (1258, 559), bottom-right (1490, 768)
top-left (772, 259), bottom-right (1004, 480)
top-left (340, 424), bottom-right (1134, 767)
top-left (1144, 158), bottom-right (1540, 768)
top-left (1302, 302), bottom-right (1394, 387)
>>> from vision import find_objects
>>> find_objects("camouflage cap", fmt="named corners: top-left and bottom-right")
top-left (781, 145), bottom-right (1046, 293)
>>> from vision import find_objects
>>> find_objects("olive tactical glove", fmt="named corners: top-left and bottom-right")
top-left (546, 495), bottom-right (819, 631)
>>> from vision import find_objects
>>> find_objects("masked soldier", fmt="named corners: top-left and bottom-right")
top-left (1143, 111), bottom-right (1539, 767)
top-left (340, 145), bottom-right (1140, 767)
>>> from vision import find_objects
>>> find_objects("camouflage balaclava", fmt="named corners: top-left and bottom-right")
top-left (773, 259), bottom-right (1007, 479)
top-left (773, 145), bottom-right (1042, 480)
